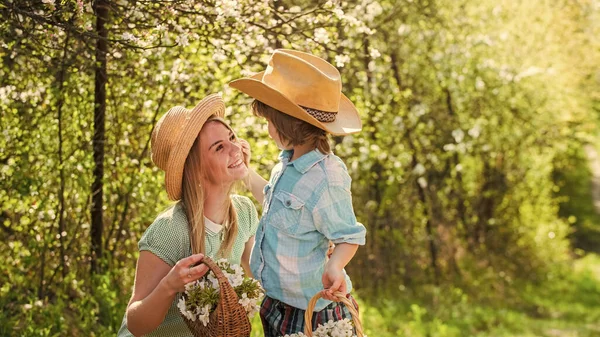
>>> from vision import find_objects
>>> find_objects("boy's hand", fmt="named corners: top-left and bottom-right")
top-left (321, 264), bottom-right (347, 301)
top-left (239, 138), bottom-right (251, 168)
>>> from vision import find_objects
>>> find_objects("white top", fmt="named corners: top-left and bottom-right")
top-left (204, 216), bottom-right (223, 235)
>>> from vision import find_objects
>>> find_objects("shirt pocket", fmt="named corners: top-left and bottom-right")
top-left (270, 191), bottom-right (306, 234)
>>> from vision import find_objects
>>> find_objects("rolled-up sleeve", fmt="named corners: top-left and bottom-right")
top-left (312, 184), bottom-right (366, 245)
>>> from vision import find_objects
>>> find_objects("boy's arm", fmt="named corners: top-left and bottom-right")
top-left (246, 168), bottom-right (267, 205)
top-left (239, 139), bottom-right (268, 205)
top-left (321, 243), bottom-right (358, 301)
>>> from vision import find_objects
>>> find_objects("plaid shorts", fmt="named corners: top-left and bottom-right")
top-left (260, 294), bottom-right (359, 337)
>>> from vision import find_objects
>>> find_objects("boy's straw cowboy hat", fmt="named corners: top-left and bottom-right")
top-left (151, 94), bottom-right (225, 200)
top-left (229, 49), bottom-right (362, 136)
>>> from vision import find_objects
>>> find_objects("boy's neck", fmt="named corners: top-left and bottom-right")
top-left (289, 143), bottom-right (315, 162)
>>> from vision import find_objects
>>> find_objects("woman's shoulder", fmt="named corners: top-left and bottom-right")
top-left (231, 194), bottom-right (258, 232)
top-left (231, 194), bottom-right (255, 211)
top-left (146, 202), bottom-right (188, 233)
top-left (140, 202), bottom-right (190, 266)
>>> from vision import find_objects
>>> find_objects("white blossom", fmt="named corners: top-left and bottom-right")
top-left (121, 32), bottom-right (138, 42)
top-left (413, 163), bottom-right (426, 175)
top-left (314, 28), bottom-right (330, 44)
top-left (176, 34), bottom-right (189, 47)
top-left (468, 125), bottom-right (481, 138)
top-left (452, 128), bottom-right (465, 143)
top-left (369, 48), bottom-right (381, 59)
top-left (334, 55), bottom-right (350, 67)
top-left (179, 260), bottom-right (264, 325)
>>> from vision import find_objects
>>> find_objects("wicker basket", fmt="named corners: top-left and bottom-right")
top-left (181, 256), bottom-right (251, 337)
top-left (304, 291), bottom-right (364, 337)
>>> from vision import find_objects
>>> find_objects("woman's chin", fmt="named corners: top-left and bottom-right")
top-left (229, 166), bottom-right (248, 181)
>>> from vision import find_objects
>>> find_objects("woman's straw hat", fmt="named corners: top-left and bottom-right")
top-left (229, 49), bottom-right (361, 136)
top-left (151, 94), bottom-right (225, 200)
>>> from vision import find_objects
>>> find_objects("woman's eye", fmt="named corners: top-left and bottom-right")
top-left (216, 144), bottom-right (223, 152)
top-left (230, 134), bottom-right (236, 141)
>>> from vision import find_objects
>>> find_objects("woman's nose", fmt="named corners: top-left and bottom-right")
top-left (230, 141), bottom-right (242, 153)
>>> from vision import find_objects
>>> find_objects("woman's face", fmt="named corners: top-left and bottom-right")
top-left (199, 121), bottom-right (247, 185)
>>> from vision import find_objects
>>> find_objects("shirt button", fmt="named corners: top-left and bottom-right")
top-left (285, 200), bottom-right (291, 206)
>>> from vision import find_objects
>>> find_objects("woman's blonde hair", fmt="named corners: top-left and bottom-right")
top-left (181, 116), bottom-right (239, 257)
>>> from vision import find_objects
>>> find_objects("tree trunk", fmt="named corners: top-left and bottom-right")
top-left (91, 0), bottom-right (109, 275)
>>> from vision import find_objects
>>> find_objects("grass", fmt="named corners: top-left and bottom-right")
top-left (247, 254), bottom-right (600, 337)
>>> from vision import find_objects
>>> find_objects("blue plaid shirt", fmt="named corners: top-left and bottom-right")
top-left (250, 149), bottom-right (366, 311)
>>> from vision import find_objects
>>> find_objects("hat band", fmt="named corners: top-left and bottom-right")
top-left (301, 106), bottom-right (337, 123)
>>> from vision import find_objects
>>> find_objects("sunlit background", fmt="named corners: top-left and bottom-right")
top-left (1, 0), bottom-right (599, 336)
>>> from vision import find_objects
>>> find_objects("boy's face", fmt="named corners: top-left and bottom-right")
top-left (267, 120), bottom-right (292, 150)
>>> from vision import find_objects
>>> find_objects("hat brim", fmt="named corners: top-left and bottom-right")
top-left (229, 72), bottom-right (361, 136)
top-left (165, 94), bottom-right (225, 200)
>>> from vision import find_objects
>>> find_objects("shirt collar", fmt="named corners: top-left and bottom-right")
top-left (279, 149), bottom-right (327, 174)
top-left (204, 216), bottom-right (223, 235)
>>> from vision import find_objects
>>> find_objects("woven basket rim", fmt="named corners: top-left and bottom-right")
top-left (303, 291), bottom-right (364, 337)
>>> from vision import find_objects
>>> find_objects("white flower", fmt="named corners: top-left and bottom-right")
top-left (176, 34), bottom-right (189, 47)
top-left (198, 304), bottom-right (211, 326)
top-left (178, 297), bottom-right (196, 321)
top-left (369, 48), bottom-right (381, 59)
top-left (398, 24), bottom-right (411, 36)
top-left (181, 260), bottom-right (264, 326)
top-left (413, 163), bottom-right (426, 176)
top-left (475, 77), bottom-right (485, 91)
top-left (121, 32), bottom-right (137, 42)
top-left (314, 28), bottom-right (330, 44)
top-left (452, 128), bottom-right (465, 143)
top-left (333, 8), bottom-right (345, 18)
top-left (443, 143), bottom-right (456, 152)
top-left (334, 55), bottom-right (350, 67)
top-left (206, 273), bottom-right (220, 290)
top-left (411, 103), bottom-right (428, 117)
top-left (42, 0), bottom-right (55, 4)
top-left (216, 0), bottom-right (240, 18)
top-left (468, 125), bottom-right (481, 138)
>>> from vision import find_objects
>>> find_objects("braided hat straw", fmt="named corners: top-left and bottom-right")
top-left (151, 94), bottom-right (225, 200)
top-left (229, 49), bottom-right (362, 136)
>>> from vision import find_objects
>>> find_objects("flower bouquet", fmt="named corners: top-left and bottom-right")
top-left (284, 292), bottom-right (365, 337)
top-left (177, 257), bottom-right (264, 337)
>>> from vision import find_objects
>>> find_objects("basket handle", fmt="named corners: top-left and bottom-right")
top-left (197, 256), bottom-right (231, 291)
top-left (303, 291), bottom-right (364, 337)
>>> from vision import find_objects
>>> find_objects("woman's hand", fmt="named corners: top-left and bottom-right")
top-left (163, 253), bottom-right (209, 294)
top-left (125, 252), bottom-right (209, 336)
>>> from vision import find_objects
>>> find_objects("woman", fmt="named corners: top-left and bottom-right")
top-left (117, 94), bottom-right (259, 337)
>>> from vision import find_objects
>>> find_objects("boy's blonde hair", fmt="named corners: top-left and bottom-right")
top-left (251, 99), bottom-right (331, 154)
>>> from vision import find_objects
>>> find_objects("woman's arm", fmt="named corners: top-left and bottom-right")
top-left (125, 252), bottom-right (208, 336)
top-left (241, 235), bottom-right (255, 278)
